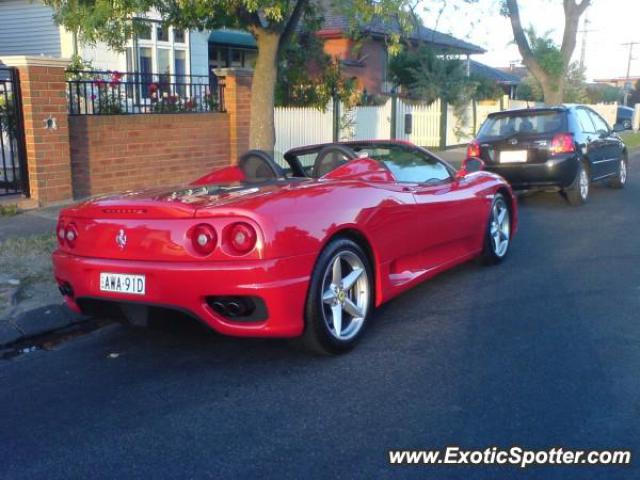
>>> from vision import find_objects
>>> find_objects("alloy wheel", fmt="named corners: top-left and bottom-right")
top-left (321, 251), bottom-right (370, 341)
top-left (579, 168), bottom-right (590, 200)
top-left (620, 160), bottom-right (627, 185)
top-left (490, 198), bottom-right (510, 258)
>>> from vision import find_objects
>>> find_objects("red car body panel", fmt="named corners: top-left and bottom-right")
top-left (52, 141), bottom-right (517, 338)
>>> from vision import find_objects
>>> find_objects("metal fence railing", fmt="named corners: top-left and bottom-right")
top-left (66, 70), bottom-right (226, 115)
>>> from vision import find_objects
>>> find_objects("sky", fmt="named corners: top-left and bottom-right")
top-left (421, 0), bottom-right (640, 82)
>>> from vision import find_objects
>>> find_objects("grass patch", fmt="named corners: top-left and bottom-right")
top-left (0, 204), bottom-right (19, 217)
top-left (0, 233), bottom-right (57, 286)
top-left (620, 131), bottom-right (640, 151)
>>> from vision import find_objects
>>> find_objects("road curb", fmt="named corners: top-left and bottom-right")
top-left (0, 303), bottom-right (89, 349)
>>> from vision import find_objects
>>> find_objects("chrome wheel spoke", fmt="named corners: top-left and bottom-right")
top-left (497, 208), bottom-right (507, 226)
top-left (343, 298), bottom-right (364, 319)
top-left (331, 257), bottom-right (342, 286)
top-left (322, 288), bottom-right (337, 305)
top-left (331, 303), bottom-right (342, 335)
top-left (342, 267), bottom-right (363, 291)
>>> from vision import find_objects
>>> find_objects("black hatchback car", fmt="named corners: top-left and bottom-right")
top-left (467, 105), bottom-right (628, 205)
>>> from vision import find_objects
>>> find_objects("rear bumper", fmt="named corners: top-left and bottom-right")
top-left (485, 154), bottom-right (579, 190)
top-left (52, 251), bottom-right (317, 337)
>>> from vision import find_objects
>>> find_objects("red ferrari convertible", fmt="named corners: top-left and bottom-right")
top-left (53, 141), bottom-right (517, 354)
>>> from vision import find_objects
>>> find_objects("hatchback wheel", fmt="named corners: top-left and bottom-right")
top-left (610, 156), bottom-right (627, 189)
top-left (298, 238), bottom-right (373, 354)
top-left (481, 193), bottom-right (511, 264)
top-left (566, 162), bottom-right (590, 206)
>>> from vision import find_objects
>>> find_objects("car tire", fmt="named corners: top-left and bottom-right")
top-left (610, 156), bottom-right (628, 189)
top-left (481, 193), bottom-right (512, 265)
top-left (565, 161), bottom-right (590, 206)
top-left (297, 238), bottom-right (374, 355)
top-left (623, 119), bottom-right (632, 130)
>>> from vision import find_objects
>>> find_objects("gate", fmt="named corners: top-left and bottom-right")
top-left (0, 67), bottom-right (29, 196)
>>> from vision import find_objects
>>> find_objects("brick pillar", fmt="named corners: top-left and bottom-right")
top-left (0, 56), bottom-right (72, 205)
top-left (215, 68), bottom-right (252, 162)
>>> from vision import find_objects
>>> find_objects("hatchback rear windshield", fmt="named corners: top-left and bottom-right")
top-left (478, 111), bottom-right (566, 140)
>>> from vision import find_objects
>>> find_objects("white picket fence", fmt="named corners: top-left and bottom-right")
top-left (274, 97), bottom-right (620, 156)
top-left (274, 106), bottom-right (334, 163)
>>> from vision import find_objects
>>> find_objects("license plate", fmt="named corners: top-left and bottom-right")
top-left (500, 150), bottom-right (528, 163)
top-left (99, 272), bottom-right (146, 295)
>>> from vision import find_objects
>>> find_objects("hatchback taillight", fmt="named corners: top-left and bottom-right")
top-left (226, 222), bottom-right (257, 255)
top-left (550, 133), bottom-right (575, 155)
top-left (190, 224), bottom-right (217, 255)
top-left (467, 141), bottom-right (481, 158)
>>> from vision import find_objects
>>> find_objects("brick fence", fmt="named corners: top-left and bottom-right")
top-left (0, 57), bottom-right (252, 205)
top-left (69, 113), bottom-right (230, 197)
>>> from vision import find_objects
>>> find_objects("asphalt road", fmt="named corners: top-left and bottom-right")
top-left (2, 152), bottom-right (640, 479)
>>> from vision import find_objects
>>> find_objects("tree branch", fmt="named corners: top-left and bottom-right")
top-left (279, 0), bottom-right (309, 50)
top-left (560, 0), bottom-right (590, 65)
top-left (505, 0), bottom-right (546, 81)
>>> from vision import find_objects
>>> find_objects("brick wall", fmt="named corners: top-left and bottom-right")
top-left (69, 113), bottom-right (231, 198)
top-left (0, 59), bottom-right (253, 205)
top-left (322, 37), bottom-right (387, 95)
top-left (0, 58), bottom-right (74, 204)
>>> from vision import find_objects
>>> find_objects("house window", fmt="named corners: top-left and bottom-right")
top-left (156, 25), bottom-right (169, 42)
top-left (208, 46), bottom-right (256, 71)
top-left (131, 21), bottom-right (191, 98)
top-left (174, 29), bottom-right (186, 44)
top-left (138, 23), bottom-right (152, 40)
top-left (133, 22), bottom-right (190, 75)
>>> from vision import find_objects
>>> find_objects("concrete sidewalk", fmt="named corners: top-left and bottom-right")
top-left (0, 204), bottom-right (63, 242)
top-left (0, 202), bottom-right (86, 348)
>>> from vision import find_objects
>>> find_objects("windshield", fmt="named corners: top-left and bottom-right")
top-left (478, 111), bottom-right (566, 140)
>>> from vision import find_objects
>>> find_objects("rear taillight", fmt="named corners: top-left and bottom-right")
top-left (550, 133), bottom-right (575, 155)
top-left (190, 223), bottom-right (217, 255)
top-left (467, 141), bottom-right (481, 158)
top-left (226, 222), bottom-right (257, 255)
top-left (64, 223), bottom-right (78, 247)
top-left (56, 220), bottom-right (66, 246)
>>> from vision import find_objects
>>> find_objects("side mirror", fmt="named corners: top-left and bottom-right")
top-left (456, 157), bottom-right (485, 179)
top-left (612, 123), bottom-right (625, 133)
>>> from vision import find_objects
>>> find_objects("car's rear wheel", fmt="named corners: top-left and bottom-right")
top-left (610, 156), bottom-right (627, 189)
top-left (298, 238), bottom-right (373, 355)
top-left (565, 161), bottom-right (590, 206)
top-left (481, 193), bottom-right (511, 265)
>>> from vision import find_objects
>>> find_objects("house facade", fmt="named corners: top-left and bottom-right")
top-left (317, 9), bottom-right (486, 96)
top-left (0, 0), bottom-right (256, 80)
top-left (0, 0), bottom-right (494, 98)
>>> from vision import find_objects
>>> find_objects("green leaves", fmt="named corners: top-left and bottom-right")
top-left (525, 28), bottom-right (564, 79)
top-left (389, 47), bottom-right (492, 106)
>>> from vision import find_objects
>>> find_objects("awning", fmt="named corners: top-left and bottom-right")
top-left (208, 29), bottom-right (257, 49)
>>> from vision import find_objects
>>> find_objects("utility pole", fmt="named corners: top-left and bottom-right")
top-left (622, 42), bottom-right (639, 106)
top-left (578, 14), bottom-right (594, 72)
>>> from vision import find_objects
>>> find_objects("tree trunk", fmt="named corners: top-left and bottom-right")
top-left (540, 76), bottom-right (564, 105)
top-left (505, 0), bottom-right (589, 105)
top-left (249, 30), bottom-right (280, 153)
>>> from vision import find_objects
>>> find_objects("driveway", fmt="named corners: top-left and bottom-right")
top-left (1, 152), bottom-right (639, 479)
